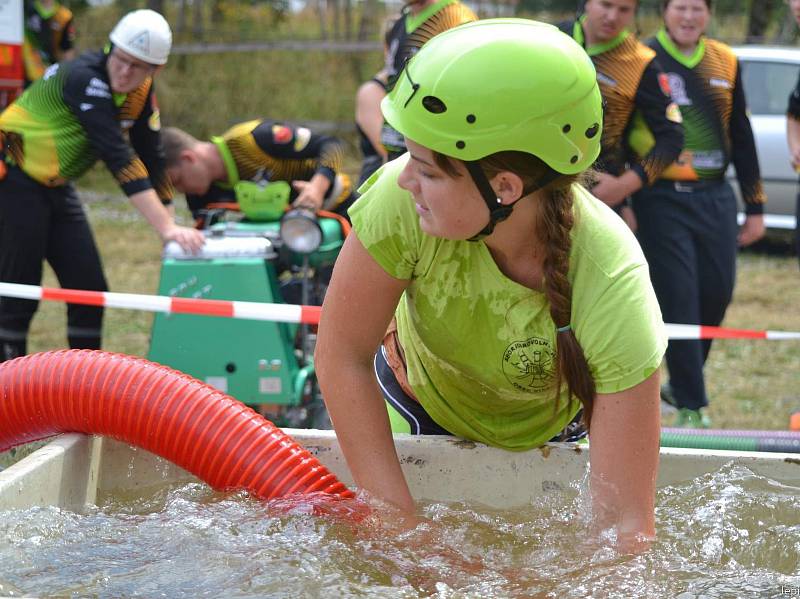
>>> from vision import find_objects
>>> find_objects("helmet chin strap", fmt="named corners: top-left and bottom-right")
top-left (463, 160), bottom-right (512, 241)
top-left (463, 160), bottom-right (559, 242)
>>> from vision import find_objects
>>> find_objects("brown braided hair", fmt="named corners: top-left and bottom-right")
top-left (434, 150), bottom-right (597, 429)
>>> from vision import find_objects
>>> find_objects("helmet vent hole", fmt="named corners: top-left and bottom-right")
top-left (422, 96), bottom-right (447, 114)
top-left (456, 141), bottom-right (466, 149)
top-left (466, 114), bottom-right (476, 124)
top-left (570, 155), bottom-right (578, 164)
top-left (562, 124), bottom-right (571, 133)
top-left (585, 123), bottom-right (600, 139)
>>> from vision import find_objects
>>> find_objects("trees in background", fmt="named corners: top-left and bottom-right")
top-left (65, 0), bottom-right (798, 44)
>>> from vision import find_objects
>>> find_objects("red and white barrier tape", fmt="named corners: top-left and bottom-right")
top-left (663, 323), bottom-right (800, 341)
top-left (1, 282), bottom-right (799, 340)
top-left (0, 282), bottom-right (322, 325)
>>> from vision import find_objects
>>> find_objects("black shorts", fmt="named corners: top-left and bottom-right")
top-left (373, 345), bottom-right (587, 442)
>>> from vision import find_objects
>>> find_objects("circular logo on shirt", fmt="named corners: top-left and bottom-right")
top-left (667, 72), bottom-right (691, 106)
top-left (502, 337), bottom-right (556, 392)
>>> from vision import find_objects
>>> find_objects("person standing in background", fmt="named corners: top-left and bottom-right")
top-left (785, 0), bottom-right (800, 266)
top-left (377, 0), bottom-right (477, 162)
top-left (558, 0), bottom-right (684, 231)
top-left (354, 16), bottom-right (398, 187)
top-left (22, 0), bottom-right (76, 86)
top-left (631, 0), bottom-right (766, 427)
top-left (0, 9), bottom-right (204, 363)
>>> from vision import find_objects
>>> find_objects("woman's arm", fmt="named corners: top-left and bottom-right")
top-left (588, 369), bottom-right (661, 552)
top-left (315, 231), bottom-right (413, 512)
top-left (729, 59), bottom-right (766, 247)
top-left (355, 79), bottom-right (389, 161)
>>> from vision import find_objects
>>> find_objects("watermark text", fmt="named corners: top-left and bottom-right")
top-left (780, 586), bottom-right (800, 597)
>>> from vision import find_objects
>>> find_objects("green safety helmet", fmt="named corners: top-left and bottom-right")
top-left (382, 18), bottom-right (603, 175)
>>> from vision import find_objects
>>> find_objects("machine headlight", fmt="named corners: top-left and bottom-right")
top-left (280, 208), bottom-right (323, 254)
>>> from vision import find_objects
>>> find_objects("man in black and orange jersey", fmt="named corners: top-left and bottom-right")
top-left (22, 0), bottom-right (76, 87)
top-left (162, 120), bottom-right (355, 224)
top-left (631, 0), bottom-right (765, 427)
top-left (0, 9), bottom-right (204, 362)
top-left (786, 0), bottom-right (800, 265)
top-left (559, 0), bottom-right (684, 229)
top-left (377, 0), bottom-right (477, 161)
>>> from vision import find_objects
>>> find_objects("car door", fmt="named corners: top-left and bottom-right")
top-left (734, 55), bottom-right (799, 230)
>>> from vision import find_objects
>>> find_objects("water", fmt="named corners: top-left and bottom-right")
top-left (0, 463), bottom-right (798, 598)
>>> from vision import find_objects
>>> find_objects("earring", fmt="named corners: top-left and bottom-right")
top-left (496, 197), bottom-right (502, 204)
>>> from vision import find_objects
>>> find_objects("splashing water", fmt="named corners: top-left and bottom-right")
top-left (0, 463), bottom-right (798, 598)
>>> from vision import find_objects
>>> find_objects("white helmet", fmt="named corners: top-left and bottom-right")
top-left (109, 9), bottom-right (172, 66)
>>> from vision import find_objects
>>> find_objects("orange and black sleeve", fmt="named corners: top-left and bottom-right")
top-left (630, 58), bottom-right (684, 185)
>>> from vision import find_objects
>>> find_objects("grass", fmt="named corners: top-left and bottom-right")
top-left (156, 49), bottom-right (383, 141)
top-left (699, 247), bottom-right (800, 430)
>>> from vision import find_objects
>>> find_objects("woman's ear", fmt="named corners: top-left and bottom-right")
top-left (490, 171), bottom-right (525, 206)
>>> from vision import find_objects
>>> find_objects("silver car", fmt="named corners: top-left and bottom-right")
top-left (732, 45), bottom-right (800, 233)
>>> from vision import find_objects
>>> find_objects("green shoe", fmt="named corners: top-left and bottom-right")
top-left (675, 408), bottom-right (711, 429)
top-left (660, 382), bottom-right (678, 414)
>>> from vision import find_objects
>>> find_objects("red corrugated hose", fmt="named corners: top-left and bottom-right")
top-left (0, 350), bottom-right (353, 500)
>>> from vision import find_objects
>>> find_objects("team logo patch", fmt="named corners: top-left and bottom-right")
top-left (293, 127), bottom-right (311, 151)
top-left (666, 102), bottom-right (683, 124)
top-left (502, 337), bottom-right (556, 392)
top-left (272, 125), bottom-right (293, 144)
top-left (149, 109), bottom-right (161, 131)
top-left (666, 72), bottom-right (691, 106)
top-left (127, 31), bottom-right (150, 55)
top-left (148, 94), bottom-right (161, 131)
top-left (658, 72), bottom-right (672, 96)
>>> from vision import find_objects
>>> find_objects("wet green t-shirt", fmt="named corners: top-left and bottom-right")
top-left (349, 155), bottom-right (667, 451)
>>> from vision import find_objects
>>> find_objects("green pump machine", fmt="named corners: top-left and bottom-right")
top-left (148, 171), bottom-right (346, 429)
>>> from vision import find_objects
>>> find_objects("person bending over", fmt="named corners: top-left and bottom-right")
top-left (162, 120), bottom-right (355, 225)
